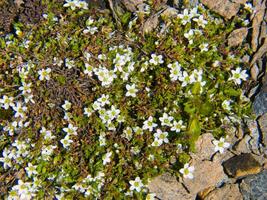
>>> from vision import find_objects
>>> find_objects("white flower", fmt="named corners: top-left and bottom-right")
top-left (0, 148), bottom-right (12, 169)
top-left (228, 67), bottom-right (248, 85)
top-left (178, 9), bottom-right (192, 25)
top-left (84, 107), bottom-right (93, 117)
top-left (184, 29), bottom-right (194, 44)
top-left (168, 62), bottom-right (182, 81)
top-left (63, 123), bottom-right (78, 135)
top-left (63, 112), bottom-right (72, 121)
top-left (133, 126), bottom-right (143, 135)
top-left (102, 151), bottom-right (112, 165)
top-left (62, 100), bottom-right (72, 111)
top-left (179, 163), bottom-right (194, 179)
top-left (40, 127), bottom-right (55, 140)
top-left (126, 84), bottom-right (138, 97)
top-left (142, 116), bottom-right (157, 131)
top-left (41, 145), bottom-right (57, 158)
top-left (13, 102), bottom-right (27, 118)
top-left (154, 129), bottom-right (169, 143)
top-left (193, 15), bottom-right (208, 28)
top-left (65, 58), bottom-right (75, 69)
top-left (60, 135), bottom-right (73, 149)
top-left (94, 67), bottom-right (116, 87)
top-left (222, 99), bottom-right (232, 111)
top-left (159, 113), bottom-right (173, 127)
top-left (76, 0), bottom-right (88, 9)
top-left (146, 193), bottom-right (156, 200)
top-left (107, 105), bottom-right (120, 119)
top-left (63, 0), bottom-right (77, 10)
top-left (149, 54), bottom-right (164, 65)
top-left (123, 127), bottom-right (133, 141)
top-left (129, 177), bottom-right (144, 192)
top-left (0, 95), bottom-right (15, 109)
top-left (212, 137), bottom-right (230, 153)
top-left (179, 71), bottom-right (192, 87)
top-left (19, 82), bottom-right (32, 95)
top-left (84, 63), bottom-right (93, 76)
top-left (97, 94), bottom-right (110, 106)
top-left (92, 101), bottom-right (101, 110)
top-left (199, 43), bottom-right (209, 52)
top-left (244, 3), bottom-right (253, 13)
top-left (38, 68), bottom-right (51, 81)
top-left (151, 137), bottom-right (163, 147)
top-left (83, 26), bottom-right (98, 34)
top-left (171, 120), bottom-right (186, 133)
top-left (25, 163), bottom-right (38, 177)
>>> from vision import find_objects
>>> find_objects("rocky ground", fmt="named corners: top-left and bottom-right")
top-left (1, 0), bottom-right (266, 199)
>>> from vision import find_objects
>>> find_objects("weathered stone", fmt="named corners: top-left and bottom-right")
top-left (200, 0), bottom-right (240, 19)
top-left (250, 38), bottom-right (267, 66)
top-left (258, 113), bottom-right (267, 146)
top-left (212, 150), bottom-right (235, 164)
top-left (228, 28), bottom-right (248, 47)
top-left (161, 6), bottom-right (178, 19)
top-left (240, 170), bottom-right (267, 200)
top-left (253, 83), bottom-right (267, 117)
top-left (250, 63), bottom-right (260, 81)
top-left (246, 119), bottom-right (261, 154)
top-left (148, 173), bottom-right (194, 200)
top-left (121, 0), bottom-right (144, 12)
top-left (251, 0), bottom-right (266, 52)
top-left (232, 0), bottom-right (247, 3)
top-left (190, 133), bottom-right (215, 161)
top-left (204, 184), bottom-right (242, 200)
top-left (223, 153), bottom-right (261, 178)
top-left (183, 161), bottom-right (226, 195)
top-left (234, 135), bottom-right (252, 154)
top-left (142, 14), bottom-right (159, 34)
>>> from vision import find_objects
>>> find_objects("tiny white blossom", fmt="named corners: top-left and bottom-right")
top-left (102, 151), bottom-right (112, 165)
top-left (179, 163), bottom-right (194, 179)
top-left (154, 129), bottom-right (169, 143)
top-left (199, 43), bottom-right (209, 52)
top-left (19, 82), bottom-right (32, 95)
top-left (60, 135), bottom-right (73, 149)
top-left (149, 54), bottom-right (164, 65)
top-left (63, 123), bottom-right (78, 135)
top-left (212, 137), bottom-right (230, 153)
top-left (126, 84), bottom-right (138, 97)
top-left (84, 107), bottom-right (93, 117)
top-left (62, 100), bottom-right (72, 111)
top-left (159, 113), bottom-right (173, 127)
top-left (129, 177), bottom-right (143, 192)
top-left (38, 68), bottom-right (51, 81)
top-left (228, 67), bottom-right (248, 85)
top-left (65, 58), bottom-right (75, 69)
top-left (84, 63), bottom-right (93, 76)
top-left (40, 127), bottom-right (55, 140)
top-left (146, 193), bottom-right (156, 200)
top-left (142, 116), bottom-right (157, 131)
top-left (0, 95), bottom-right (15, 109)
top-left (13, 102), bottom-right (27, 118)
top-left (178, 9), bottom-right (192, 25)
top-left (25, 163), bottom-right (38, 177)
top-left (222, 99), bottom-right (232, 111)
top-left (171, 120), bottom-right (186, 133)
top-left (193, 15), bottom-right (208, 28)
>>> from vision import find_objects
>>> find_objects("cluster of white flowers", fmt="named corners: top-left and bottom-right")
top-left (178, 7), bottom-right (207, 27)
top-left (63, 0), bottom-right (88, 10)
top-left (71, 172), bottom-right (105, 198)
top-left (83, 17), bottom-right (98, 35)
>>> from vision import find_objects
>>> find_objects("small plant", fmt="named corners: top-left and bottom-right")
top-left (0, 0), bottom-right (252, 199)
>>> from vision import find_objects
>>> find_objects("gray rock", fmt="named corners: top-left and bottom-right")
top-left (240, 170), bottom-right (267, 200)
top-left (253, 85), bottom-right (267, 117)
top-left (258, 113), bottom-right (267, 146)
top-left (228, 28), bottom-right (248, 47)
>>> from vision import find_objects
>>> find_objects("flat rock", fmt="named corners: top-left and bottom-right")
top-left (234, 135), bottom-right (252, 154)
top-left (200, 0), bottom-right (240, 19)
top-left (228, 28), bottom-right (248, 47)
top-left (148, 173), bottom-right (194, 200)
top-left (246, 119), bottom-right (261, 154)
top-left (258, 113), bottom-right (267, 146)
top-left (183, 161), bottom-right (226, 195)
top-left (240, 170), bottom-right (267, 200)
top-left (204, 184), bottom-right (242, 200)
top-left (222, 153), bottom-right (261, 178)
top-left (190, 133), bottom-right (215, 161)
top-left (121, 0), bottom-right (144, 12)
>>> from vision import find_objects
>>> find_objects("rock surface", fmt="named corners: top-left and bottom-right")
top-left (223, 153), bottom-right (261, 178)
top-left (190, 133), bottom-right (215, 161)
top-left (204, 184), bottom-right (242, 200)
top-left (228, 28), bottom-right (248, 47)
top-left (183, 161), bottom-right (226, 194)
top-left (253, 83), bottom-right (267, 117)
top-left (240, 170), bottom-right (267, 200)
top-left (147, 173), bottom-right (194, 200)
top-left (200, 0), bottom-right (240, 19)
top-left (258, 113), bottom-right (267, 146)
